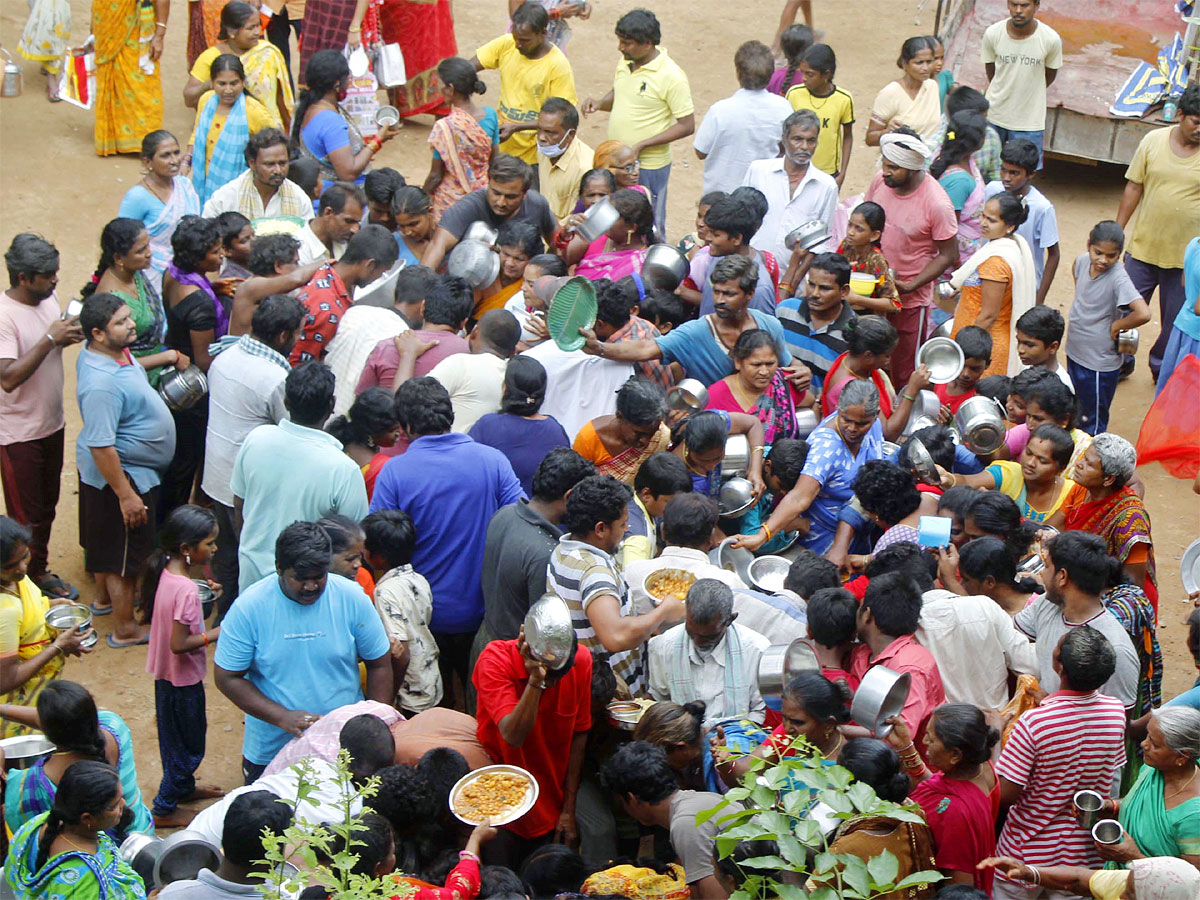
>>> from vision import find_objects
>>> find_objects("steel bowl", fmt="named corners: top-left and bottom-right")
top-left (607, 700), bottom-right (646, 731)
top-left (575, 196), bottom-right (621, 243)
top-left (1182, 537), bottom-right (1200, 594)
top-left (794, 407), bottom-right (819, 439)
top-left (783, 219), bottom-right (830, 252)
top-left (64, 298), bottom-right (84, 318)
top-left (374, 105), bottom-right (400, 128)
top-left (903, 389), bottom-right (941, 436)
top-left (916, 337), bottom-right (965, 385)
top-left (153, 830), bottom-right (222, 886)
top-left (523, 594), bottom-right (575, 671)
top-left (640, 244), bottom-right (689, 291)
top-left (463, 221), bottom-right (500, 247)
top-left (666, 378), bottom-right (709, 412)
top-left (757, 638), bottom-right (820, 711)
top-left (157, 365), bottom-right (209, 412)
top-left (718, 477), bottom-right (757, 518)
top-left (193, 579), bottom-right (216, 620)
top-left (929, 317), bottom-right (954, 340)
top-left (1092, 819), bottom-right (1124, 846)
top-left (446, 239), bottom-right (500, 289)
top-left (933, 282), bottom-right (959, 307)
top-left (880, 440), bottom-right (901, 460)
top-left (723, 434), bottom-right (750, 476)
top-left (903, 436), bottom-right (941, 486)
top-left (0, 735), bottom-right (56, 771)
top-left (850, 665), bottom-right (911, 738)
top-left (641, 568), bottom-right (697, 606)
top-left (119, 833), bottom-right (164, 888)
top-left (1115, 327), bottom-right (1139, 356)
top-left (709, 537), bottom-right (755, 585)
top-left (953, 395), bottom-right (1007, 455)
top-left (905, 414), bottom-right (939, 436)
top-left (45, 602), bottom-right (96, 649)
top-left (748, 556), bottom-right (791, 594)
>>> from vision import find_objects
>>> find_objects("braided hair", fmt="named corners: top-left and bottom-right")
top-left (35, 761), bottom-right (121, 870)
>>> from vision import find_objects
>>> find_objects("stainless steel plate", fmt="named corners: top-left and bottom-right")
top-left (449, 764), bottom-right (539, 827)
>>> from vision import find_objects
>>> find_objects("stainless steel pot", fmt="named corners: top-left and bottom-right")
top-left (850, 665), bottom-right (911, 738)
top-left (794, 407), bottom-right (819, 439)
top-left (575, 196), bottom-right (621, 243)
top-left (46, 602), bottom-right (97, 650)
top-left (929, 316), bottom-right (954, 339)
top-left (903, 436), bottom-right (941, 486)
top-left (902, 390), bottom-right (941, 436)
top-left (463, 221), bottom-right (500, 247)
top-left (640, 244), bottom-right (689, 291)
top-left (0, 735), bottom-right (56, 771)
top-left (953, 395), bottom-right (1007, 455)
top-left (119, 833), bottom-right (165, 889)
top-left (757, 638), bottom-right (819, 711)
top-left (666, 378), bottom-right (708, 412)
top-left (718, 477), bottom-right (756, 517)
top-left (154, 830), bottom-right (222, 887)
top-left (723, 434), bottom-right (750, 475)
top-left (709, 537), bottom-right (754, 585)
top-left (157, 365), bottom-right (208, 412)
top-left (523, 594), bottom-right (575, 671)
top-left (916, 337), bottom-right (965, 385)
top-left (1115, 328), bottom-right (1139, 356)
top-left (748, 556), bottom-right (790, 593)
top-left (783, 220), bottom-right (830, 252)
top-left (447, 239), bottom-right (501, 289)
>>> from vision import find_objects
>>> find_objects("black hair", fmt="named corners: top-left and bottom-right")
top-left (393, 265), bottom-right (435, 308)
top-left (511, 0), bottom-right (550, 31)
top-left (327, 387), bottom-right (399, 448)
top-left (416, 747), bottom-right (470, 812)
top-left (488, 153), bottom-right (534, 191)
top-left (734, 40), bottom-right (775, 91)
top-left (137, 504), bottom-right (218, 624)
top-left (929, 110), bottom-right (986, 179)
top-left (170, 215), bottom-right (221, 274)
top-left (705, 196), bottom-right (759, 243)
top-left (293, 50), bottom-right (351, 144)
top-left (937, 483), bottom-right (976, 521)
top-left (929, 704), bottom-right (1000, 767)
top-left (214, 211), bottom-right (252, 251)
top-left (844, 314), bottom-right (898, 356)
top-left (780, 24), bottom-right (815, 92)
top-left (638, 287), bottom-right (687, 331)
top-left (710, 254), bottom-right (759, 294)
top-left (597, 741), bottom-right (677, 802)
top-left (866, 541), bottom-right (937, 593)
top-left (936, 887), bottom-right (989, 900)
top-left (853, 460), bottom-right (921, 527)
top-left (615, 376), bottom-right (667, 427)
top-left (959, 536), bottom-right (1020, 588)
top-left (1088, 220), bottom-right (1125, 252)
top-left (342, 223), bottom-right (400, 268)
top-left (809, 252), bottom-right (852, 288)
top-left (784, 549), bottom-right (841, 598)
top-left (319, 508), bottom-right (365, 566)
top-left (275, 521), bottom-right (332, 575)
top-left (561, 475), bottom-right (633, 536)
top-left (1026, 375), bottom-right (1077, 427)
top-left (497, 221), bottom-right (543, 260)
top-left (610, 187), bottom-right (656, 244)
top-left (850, 201), bottom-right (886, 247)
top-left (591, 654), bottom-right (617, 711)
top-left (614, 8), bottom-right (660, 44)
top-left (251, 293), bottom-right (305, 345)
top-left (319, 182), bottom-right (367, 217)
top-left (986, 191), bottom-right (1030, 230)
top-left (945, 84), bottom-right (989, 117)
top-left (288, 157), bottom-right (322, 196)
top-left (967, 491), bottom-right (1039, 566)
top-left (907, 425), bottom-right (956, 471)
top-left (802, 42), bottom-right (836, 79)
top-left (956, 324), bottom-right (993, 363)
top-left (1027, 423), bottom-right (1074, 470)
top-left (766, 439), bottom-right (808, 491)
top-left (424, 276), bottom-right (474, 327)
top-left (526, 253), bottom-right (567, 278)
top-left (1010, 365), bottom-right (1054, 401)
top-left (0, 516), bottom-right (33, 567)
top-left (1046, 531), bottom-right (1111, 595)
top-left (6, 233), bottom-right (59, 285)
top-left (361, 509), bottom-right (416, 570)
top-left (394, 376), bottom-right (454, 436)
top-left (530, 448), bottom-right (595, 503)
top-left (79, 292), bottom-right (127, 342)
top-left (36, 761), bottom-right (122, 871)
top-left (209, 52), bottom-right (250, 91)
top-left (975, 374), bottom-right (1011, 406)
top-left (37, 681), bottom-right (107, 762)
top-left (340, 714), bottom-right (396, 781)
top-left (1016, 305), bottom-right (1064, 346)
top-left (437, 56), bottom-right (486, 99)
top-left (806, 587), bottom-right (859, 647)
top-left (363, 167), bottom-right (406, 206)
top-left (284, 361), bottom-right (335, 426)
top-left (897, 35), bottom-right (933, 67)
top-left (678, 410), bottom-right (727, 456)
top-left (662, 493), bottom-right (719, 548)
top-left (244, 127), bottom-right (289, 164)
top-left (82, 218), bottom-right (144, 298)
top-left (1058, 625), bottom-right (1116, 692)
top-left (699, 190), bottom-right (729, 210)
top-left (1000, 138), bottom-right (1040, 175)
top-left (372, 764), bottom-right (438, 843)
top-left (520, 844), bottom-right (591, 899)
top-left (633, 452), bottom-right (692, 498)
top-left (729, 328), bottom-right (779, 367)
top-left (840, 738), bottom-right (909, 803)
top-left (861, 571), bottom-right (923, 636)
top-left (1181, 83), bottom-right (1200, 118)
top-left (579, 167), bottom-right (617, 200)
top-left (476, 309), bottom-right (521, 357)
top-left (498, 355), bottom-right (547, 416)
top-left (222, 790), bottom-right (294, 867)
top-left (783, 671), bottom-right (851, 723)
top-left (391, 185), bottom-right (432, 219)
top-left (139, 129), bottom-right (177, 160)
top-left (480, 867), bottom-right (526, 899)
top-left (217, 0), bottom-right (256, 38)
top-left (247, 233), bottom-right (300, 276)
top-left (541, 95), bottom-right (580, 130)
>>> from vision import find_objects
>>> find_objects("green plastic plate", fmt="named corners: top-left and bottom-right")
top-left (546, 276), bottom-right (598, 352)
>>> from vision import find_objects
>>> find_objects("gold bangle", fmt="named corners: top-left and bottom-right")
top-left (155, 20), bottom-right (168, 27)
top-left (348, 25), bottom-right (361, 31)
top-left (751, 446), bottom-right (764, 454)
top-left (761, 525), bottom-right (773, 541)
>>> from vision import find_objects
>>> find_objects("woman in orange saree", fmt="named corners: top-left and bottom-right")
top-left (376, 0), bottom-right (456, 117)
top-left (93, 0), bottom-right (165, 156)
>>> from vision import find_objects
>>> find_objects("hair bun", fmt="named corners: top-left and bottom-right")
top-left (682, 700), bottom-right (707, 720)
top-left (474, 79), bottom-right (487, 95)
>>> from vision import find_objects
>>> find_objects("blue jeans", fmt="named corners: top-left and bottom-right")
top-left (152, 680), bottom-right (207, 815)
top-left (638, 164), bottom-right (671, 238)
top-left (1124, 254), bottom-right (1187, 380)
top-left (991, 124), bottom-right (1044, 169)
top-left (1067, 358), bottom-right (1120, 435)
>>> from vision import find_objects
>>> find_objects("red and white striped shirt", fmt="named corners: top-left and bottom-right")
top-left (995, 690), bottom-right (1126, 875)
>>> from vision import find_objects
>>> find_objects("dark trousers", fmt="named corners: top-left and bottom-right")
top-left (160, 403), bottom-right (207, 520)
top-left (434, 630), bottom-right (476, 710)
top-left (266, 10), bottom-right (301, 88)
top-left (152, 680), bottom-right (207, 815)
top-left (242, 758), bottom-right (267, 785)
top-left (1125, 254), bottom-right (1186, 380)
top-left (0, 428), bottom-right (64, 583)
top-left (211, 501), bottom-right (240, 622)
top-left (1067, 358), bottom-right (1121, 435)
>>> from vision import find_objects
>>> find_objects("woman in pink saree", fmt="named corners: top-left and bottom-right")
top-left (564, 188), bottom-right (655, 282)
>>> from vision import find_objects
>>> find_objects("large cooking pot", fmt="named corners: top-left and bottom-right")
top-left (953, 395), bottom-right (1007, 455)
top-left (640, 244), bottom-right (689, 291)
top-left (758, 638), bottom-right (819, 711)
top-left (0, 735), bottom-right (56, 771)
top-left (157, 365), bottom-right (208, 412)
top-left (723, 434), bottom-right (750, 475)
top-left (462, 221), bottom-right (500, 247)
top-left (575, 197), bottom-right (621, 243)
top-left (446, 239), bottom-right (500, 289)
top-left (119, 833), bottom-right (164, 888)
top-left (794, 407), bottom-right (819, 439)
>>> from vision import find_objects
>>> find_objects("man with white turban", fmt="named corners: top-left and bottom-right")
top-left (863, 127), bottom-right (959, 385)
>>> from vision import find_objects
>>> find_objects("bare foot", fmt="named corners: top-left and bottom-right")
top-left (153, 807), bottom-right (197, 829)
top-left (184, 784), bottom-right (226, 802)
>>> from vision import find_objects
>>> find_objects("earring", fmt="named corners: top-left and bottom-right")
top-left (184, 552), bottom-right (192, 566)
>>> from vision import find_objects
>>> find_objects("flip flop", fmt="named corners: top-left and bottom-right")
top-left (89, 602), bottom-right (113, 616)
top-left (106, 632), bottom-right (149, 649)
top-left (36, 573), bottom-right (79, 601)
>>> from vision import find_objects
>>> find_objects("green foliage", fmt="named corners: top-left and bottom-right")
top-left (707, 734), bottom-right (943, 900)
top-left (256, 750), bottom-right (415, 900)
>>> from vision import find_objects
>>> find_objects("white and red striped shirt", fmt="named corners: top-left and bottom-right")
top-left (995, 690), bottom-right (1126, 875)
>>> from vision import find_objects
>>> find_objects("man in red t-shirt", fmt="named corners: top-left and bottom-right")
top-left (473, 616), bottom-right (592, 867)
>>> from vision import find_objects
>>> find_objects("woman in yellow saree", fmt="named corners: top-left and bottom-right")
top-left (93, 0), bottom-right (167, 156)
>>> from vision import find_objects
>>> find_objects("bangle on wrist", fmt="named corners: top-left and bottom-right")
top-left (155, 20), bottom-right (168, 28)
top-left (900, 393), bottom-right (916, 402)
top-left (751, 445), bottom-right (764, 454)
top-left (761, 524), bottom-right (772, 541)
top-left (202, 632), bottom-right (210, 647)
top-left (44, 332), bottom-right (57, 348)
top-left (348, 24), bottom-right (361, 31)
top-left (460, 850), bottom-right (481, 862)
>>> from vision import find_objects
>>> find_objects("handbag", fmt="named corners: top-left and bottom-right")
top-left (375, 41), bottom-right (407, 88)
top-left (342, 45), bottom-right (380, 137)
top-left (57, 45), bottom-right (96, 110)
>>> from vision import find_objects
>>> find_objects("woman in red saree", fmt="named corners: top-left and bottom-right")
top-left (1050, 433), bottom-right (1158, 613)
top-left (376, 0), bottom-right (456, 117)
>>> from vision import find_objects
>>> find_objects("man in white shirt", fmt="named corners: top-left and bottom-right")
top-left (694, 40), bottom-right (793, 194)
top-left (295, 182), bottom-right (365, 266)
top-left (742, 109), bottom-right (838, 280)
top-left (522, 340), bottom-right (635, 441)
top-left (648, 577), bottom-right (770, 729)
top-left (201, 129), bottom-right (315, 222)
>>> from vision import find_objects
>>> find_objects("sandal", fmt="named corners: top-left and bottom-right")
top-left (36, 573), bottom-right (79, 601)
top-left (89, 602), bottom-right (113, 616)
top-left (106, 632), bottom-right (149, 648)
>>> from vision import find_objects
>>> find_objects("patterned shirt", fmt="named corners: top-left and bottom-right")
top-left (290, 262), bottom-right (352, 365)
top-left (373, 566), bottom-right (442, 713)
top-left (547, 536), bottom-right (644, 695)
top-left (608, 315), bottom-right (673, 389)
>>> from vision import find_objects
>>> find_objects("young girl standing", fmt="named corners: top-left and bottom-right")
top-left (139, 505), bottom-right (224, 828)
top-left (786, 44), bottom-right (855, 185)
top-left (768, 24), bottom-right (813, 97)
top-left (838, 201), bottom-right (900, 315)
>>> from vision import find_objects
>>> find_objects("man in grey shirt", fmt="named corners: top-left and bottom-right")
top-left (202, 294), bottom-right (304, 616)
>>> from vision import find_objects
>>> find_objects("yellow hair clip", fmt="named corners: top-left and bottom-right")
top-left (946, 130), bottom-right (956, 140)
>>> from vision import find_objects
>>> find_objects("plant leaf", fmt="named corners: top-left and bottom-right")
top-left (867, 849), bottom-right (899, 887)
top-left (895, 871), bottom-right (948, 888)
top-left (840, 854), bottom-right (871, 896)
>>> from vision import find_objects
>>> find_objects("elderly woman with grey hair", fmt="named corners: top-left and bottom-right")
top-left (736, 378), bottom-right (883, 558)
top-left (1048, 431), bottom-right (1157, 606)
top-left (573, 376), bottom-right (671, 486)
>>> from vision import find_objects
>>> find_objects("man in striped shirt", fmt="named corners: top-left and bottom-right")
top-left (993, 626), bottom-right (1128, 899)
top-left (546, 475), bottom-right (684, 695)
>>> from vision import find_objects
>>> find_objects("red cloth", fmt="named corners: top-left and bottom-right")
top-left (849, 634), bottom-right (945, 748)
top-left (473, 640), bottom-right (592, 839)
top-left (363, 453), bottom-right (388, 501)
top-left (821, 351), bottom-right (896, 420)
top-left (933, 382), bottom-right (976, 415)
top-left (910, 769), bottom-right (999, 894)
top-left (845, 575), bottom-right (869, 600)
top-left (290, 263), bottom-right (353, 365)
top-left (377, 0), bottom-right (456, 117)
top-left (392, 857), bottom-right (480, 900)
top-left (1136, 352), bottom-right (1200, 479)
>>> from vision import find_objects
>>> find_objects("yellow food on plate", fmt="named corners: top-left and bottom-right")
top-left (453, 771), bottom-right (530, 823)
top-left (646, 570), bottom-right (695, 602)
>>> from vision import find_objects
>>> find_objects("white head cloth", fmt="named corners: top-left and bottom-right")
top-left (879, 132), bottom-right (931, 170)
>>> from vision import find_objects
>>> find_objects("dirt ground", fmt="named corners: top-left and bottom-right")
top-left (1, 0), bottom-right (1197, 814)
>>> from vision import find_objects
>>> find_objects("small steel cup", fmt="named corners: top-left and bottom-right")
top-left (1073, 789), bottom-right (1104, 830)
top-left (1092, 818), bottom-right (1124, 845)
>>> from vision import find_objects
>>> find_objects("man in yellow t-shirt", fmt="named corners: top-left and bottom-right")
top-left (581, 9), bottom-right (694, 234)
top-left (473, 3), bottom-right (577, 165)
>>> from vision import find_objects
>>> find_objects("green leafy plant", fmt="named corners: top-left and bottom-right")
top-left (256, 750), bottom-right (415, 900)
top-left (698, 735), bottom-right (944, 900)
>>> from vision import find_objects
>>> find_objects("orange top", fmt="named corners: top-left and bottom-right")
top-left (572, 420), bottom-right (614, 466)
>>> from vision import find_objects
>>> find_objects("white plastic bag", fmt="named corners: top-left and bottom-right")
top-left (342, 44), bottom-right (380, 138)
top-left (375, 42), bottom-right (406, 88)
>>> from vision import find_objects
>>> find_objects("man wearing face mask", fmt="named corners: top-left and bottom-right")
top-left (536, 97), bottom-right (593, 226)
top-left (214, 520), bottom-right (392, 783)
top-left (647, 578), bottom-right (769, 730)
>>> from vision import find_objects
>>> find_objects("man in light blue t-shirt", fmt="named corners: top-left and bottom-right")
top-left (214, 521), bottom-right (392, 783)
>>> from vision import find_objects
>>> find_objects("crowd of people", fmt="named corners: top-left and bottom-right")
top-left (3, 0), bottom-right (1200, 897)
